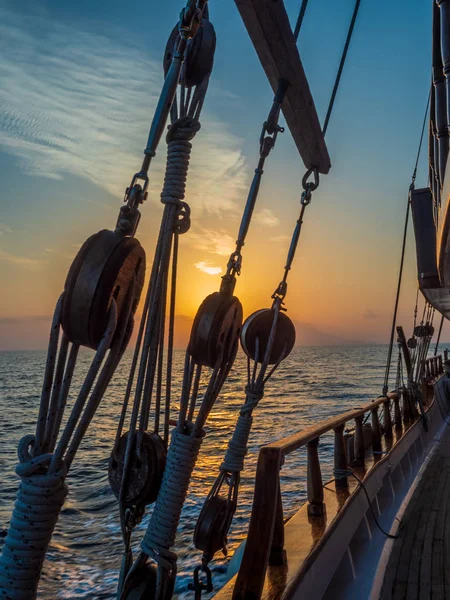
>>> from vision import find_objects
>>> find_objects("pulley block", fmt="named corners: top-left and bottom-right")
top-left (241, 309), bottom-right (296, 365)
top-left (194, 496), bottom-right (229, 559)
top-left (407, 337), bottom-right (417, 349)
top-left (121, 561), bottom-right (157, 600)
top-left (108, 431), bottom-right (166, 507)
top-left (164, 19), bottom-right (216, 89)
top-left (189, 292), bottom-right (243, 368)
top-left (62, 230), bottom-right (145, 350)
top-left (414, 324), bottom-right (434, 338)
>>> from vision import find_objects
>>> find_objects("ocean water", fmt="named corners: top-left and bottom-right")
top-left (0, 345), bottom-right (399, 598)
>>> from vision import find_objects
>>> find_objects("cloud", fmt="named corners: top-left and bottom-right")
top-left (0, 223), bottom-right (12, 236)
top-left (363, 309), bottom-right (379, 320)
top-left (253, 208), bottom-right (279, 228)
top-left (0, 314), bottom-right (50, 325)
top-left (0, 248), bottom-right (44, 268)
top-left (269, 235), bottom-right (290, 243)
top-left (195, 261), bottom-right (223, 276)
top-left (188, 227), bottom-right (235, 257)
top-left (0, 7), bottom-right (249, 217)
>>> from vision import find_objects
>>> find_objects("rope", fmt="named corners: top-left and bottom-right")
top-left (293, 0), bottom-right (309, 42)
top-left (0, 455), bottom-right (68, 600)
top-left (220, 387), bottom-right (263, 473)
top-left (141, 430), bottom-right (203, 569)
top-left (322, 0), bottom-right (361, 135)
top-left (382, 91), bottom-right (431, 394)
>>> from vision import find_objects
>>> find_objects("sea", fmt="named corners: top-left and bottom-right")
top-left (0, 345), bottom-right (436, 599)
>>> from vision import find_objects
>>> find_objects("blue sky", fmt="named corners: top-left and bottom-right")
top-left (0, 0), bottom-right (442, 349)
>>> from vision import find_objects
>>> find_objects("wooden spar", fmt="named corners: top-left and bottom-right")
top-left (234, 0), bottom-right (331, 174)
top-left (396, 326), bottom-right (412, 381)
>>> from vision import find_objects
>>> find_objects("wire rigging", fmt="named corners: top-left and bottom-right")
top-left (322, 0), bottom-right (361, 135)
top-left (382, 90), bottom-right (432, 395)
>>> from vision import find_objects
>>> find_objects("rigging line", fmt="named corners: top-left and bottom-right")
top-left (293, 0), bottom-right (309, 41)
top-left (322, 0), bottom-right (361, 135)
top-left (382, 90), bottom-right (432, 394)
top-left (412, 88), bottom-right (431, 184)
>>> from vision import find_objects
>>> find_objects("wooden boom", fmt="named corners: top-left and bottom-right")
top-left (235, 0), bottom-right (331, 174)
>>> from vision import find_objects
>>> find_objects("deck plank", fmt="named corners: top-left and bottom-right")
top-left (381, 429), bottom-right (450, 600)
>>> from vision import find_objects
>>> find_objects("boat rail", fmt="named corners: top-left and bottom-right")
top-left (227, 355), bottom-right (445, 600)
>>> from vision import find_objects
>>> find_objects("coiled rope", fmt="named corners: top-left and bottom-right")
top-left (0, 453), bottom-right (68, 600)
top-left (141, 431), bottom-right (203, 569)
top-left (220, 387), bottom-right (263, 473)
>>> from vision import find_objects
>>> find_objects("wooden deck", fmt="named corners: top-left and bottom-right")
top-left (381, 426), bottom-right (450, 600)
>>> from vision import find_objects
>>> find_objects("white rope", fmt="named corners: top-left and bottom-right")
top-left (0, 452), bottom-right (67, 600)
top-left (141, 430), bottom-right (202, 569)
top-left (221, 387), bottom-right (263, 473)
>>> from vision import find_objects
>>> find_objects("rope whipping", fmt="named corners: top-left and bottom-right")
top-left (382, 90), bottom-right (431, 395)
top-left (191, 0), bottom-right (365, 587)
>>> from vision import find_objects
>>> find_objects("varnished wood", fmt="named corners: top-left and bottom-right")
top-left (353, 415), bottom-right (365, 468)
top-left (371, 407), bottom-right (382, 454)
top-left (384, 398), bottom-right (393, 439)
top-left (265, 393), bottom-right (397, 457)
top-left (306, 438), bottom-right (325, 516)
top-left (269, 484), bottom-right (286, 566)
top-left (233, 0), bottom-right (330, 174)
top-left (219, 384), bottom-right (441, 600)
top-left (232, 447), bottom-right (282, 600)
top-left (334, 424), bottom-right (348, 489)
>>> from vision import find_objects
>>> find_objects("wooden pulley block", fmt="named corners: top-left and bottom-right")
top-left (108, 431), bottom-right (166, 508)
top-left (414, 325), bottom-right (425, 337)
top-left (407, 337), bottom-right (417, 349)
top-left (241, 309), bottom-right (296, 365)
top-left (121, 562), bottom-right (157, 600)
top-left (189, 292), bottom-right (243, 368)
top-left (62, 230), bottom-right (145, 350)
top-left (164, 19), bottom-right (216, 88)
top-left (194, 496), bottom-right (229, 559)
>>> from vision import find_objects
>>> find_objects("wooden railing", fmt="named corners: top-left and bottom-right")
top-left (231, 356), bottom-right (444, 600)
top-left (424, 354), bottom-right (443, 381)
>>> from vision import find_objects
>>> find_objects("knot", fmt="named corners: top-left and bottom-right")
top-left (0, 444), bottom-right (68, 599)
top-left (141, 430), bottom-right (203, 569)
top-left (166, 116), bottom-right (201, 144)
top-left (241, 385), bottom-right (264, 415)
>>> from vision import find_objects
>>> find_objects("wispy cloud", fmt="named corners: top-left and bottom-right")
top-left (0, 7), bottom-right (249, 216)
top-left (188, 227), bottom-right (235, 257)
top-left (254, 208), bottom-right (279, 228)
top-left (0, 248), bottom-right (44, 268)
top-left (269, 234), bottom-right (290, 243)
top-left (363, 309), bottom-right (379, 320)
top-left (195, 261), bottom-right (223, 276)
top-left (0, 223), bottom-right (12, 236)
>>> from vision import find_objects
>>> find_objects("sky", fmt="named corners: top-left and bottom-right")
top-left (0, 0), bottom-right (445, 350)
